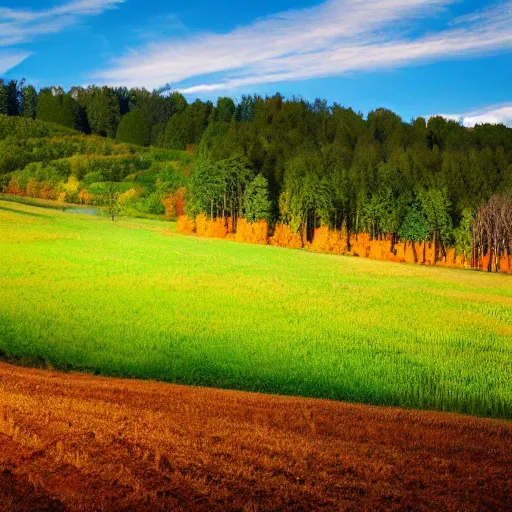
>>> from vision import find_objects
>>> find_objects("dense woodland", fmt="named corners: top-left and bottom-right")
top-left (1, 78), bottom-right (511, 269)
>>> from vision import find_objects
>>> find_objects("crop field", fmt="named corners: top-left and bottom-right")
top-left (1, 361), bottom-right (511, 511)
top-left (0, 198), bottom-right (511, 419)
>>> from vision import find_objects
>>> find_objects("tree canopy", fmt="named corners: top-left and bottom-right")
top-left (1, 77), bottom-right (511, 260)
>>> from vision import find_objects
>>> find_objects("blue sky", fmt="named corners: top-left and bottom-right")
top-left (1, 0), bottom-right (512, 125)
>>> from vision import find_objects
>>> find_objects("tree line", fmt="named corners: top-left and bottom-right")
top-left (1, 78), bottom-right (511, 268)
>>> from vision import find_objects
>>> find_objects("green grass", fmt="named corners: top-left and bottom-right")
top-left (1, 199), bottom-right (511, 419)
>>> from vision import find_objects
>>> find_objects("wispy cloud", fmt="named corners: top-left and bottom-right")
top-left (0, 0), bottom-right (124, 73)
top-left (0, 50), bottom-right (32, 75)
top-left (94, 0), bottom-right (512, 94)
top-left (437, 104), bottom-right (512, 127)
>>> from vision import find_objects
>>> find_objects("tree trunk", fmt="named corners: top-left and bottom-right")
top-left (433, 230), bottom-right (438, 264)
top-left (472, 232), bottom-right (477, 269)
top-left (346, 214), bottom-right (351, 252)
top-left (441, 240), bottom-right (447, 261)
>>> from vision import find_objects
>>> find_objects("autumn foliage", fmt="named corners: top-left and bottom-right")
top-left (176, 215), bottom-right (195, 235)
top-left (176, 215), bottom-right (511, 274)
top-left (235, 218), bottom-right (268, 245)
top-left (161, 187), bottom-right (186, 219)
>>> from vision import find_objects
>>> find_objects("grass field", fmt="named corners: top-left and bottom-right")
top-left (1, 199), bottom-right (511, 419)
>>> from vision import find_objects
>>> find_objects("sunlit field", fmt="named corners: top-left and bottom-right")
top-left (1, 199), bottom-right (511, 419)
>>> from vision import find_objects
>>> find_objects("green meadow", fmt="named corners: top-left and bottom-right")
top-left (1, 198), bottom-right (511, 419)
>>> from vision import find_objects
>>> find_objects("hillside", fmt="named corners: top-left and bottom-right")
top-left (0, 115), bottom-right (192, 218)
top-left (0, 361), bottom-right (510, 511)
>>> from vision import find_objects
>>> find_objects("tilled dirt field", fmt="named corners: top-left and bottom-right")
top-left (0, 362), bottom-right (510, 511)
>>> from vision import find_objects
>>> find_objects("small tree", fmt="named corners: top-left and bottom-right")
top-left (454, 208), bottom-right (473, 264)
top-left (399, 205), bottom-right (429, 263)
top-left (0, 79), bottom-right (8, 115)
top-left (6, 80), bottom-right (19, 116)
top-left (418, 188), bottom-right (452, 262)
top-left (22, 85), bottom-right (38, 119)
top-left (474, 195), bottom-right (512, 272)
top-left (244, 174), bottom-right (271, 222)
top-left (105, 182), bottom-right (121, 221)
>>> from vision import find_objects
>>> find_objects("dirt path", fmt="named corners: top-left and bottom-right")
top-left (0, 362), bottom-right (510, 511)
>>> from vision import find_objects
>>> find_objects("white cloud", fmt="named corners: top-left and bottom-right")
top-left (437, 104), bottom-right (512, 127)
top-left (0, 0), bottom-right (124, 74)
top-left (0, 50), bottom-right (32, 75)
top-left (94, 0), bottom-right (512, 94)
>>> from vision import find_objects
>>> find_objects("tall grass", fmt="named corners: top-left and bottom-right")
top-left (1, 199), bottom-right (511, 419)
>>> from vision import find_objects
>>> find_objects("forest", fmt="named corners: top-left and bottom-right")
top-left (1, 78), bottom-right (511, 271)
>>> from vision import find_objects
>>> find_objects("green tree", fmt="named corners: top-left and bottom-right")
top-left (22, 85), bottom-right (38, 119)
top-left (244, 174), bottom-right (271, 222)
top-left (79, 86), bottom-right (121, 138)
top-left (164, 113), bottom-right (188, 150)
top-left (0, 80), bottom-right (8, 115)
top-left (164, 100), bottom-right (213, 149)
top-left (209, 97), bottom-right (236, 123)
top-left (399, 205), bottom-right (430, 262)
top-left (454, 208), bottom-right (474, 263)
top-left (284, 152), bottom-right (333, 242)
top-left (418, 188), bottom-right (453, 262)
top-left (170, 92), bottom-right (188, 114)
top-left (105, 182), bottom-right (122, 221)
top-left (116, 109), bottom-right (149, 146)
top-left (7, 80), bottom-right (20, 116)
top-left (189, 156), bottom-right (225, 218)
top-left (235, 95), bottom-right (256, 122)
top-left (36, 91), bottom-right (79, 129)
top-left (129, 88), bottom-right (175, 142)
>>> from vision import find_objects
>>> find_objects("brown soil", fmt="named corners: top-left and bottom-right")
top-left (0, 362), bottom-right (510, 511)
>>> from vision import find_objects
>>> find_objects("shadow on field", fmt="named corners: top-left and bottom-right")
top-left (0, 466), bottom-right (66, 512)
top-left (0, 205), bottom-right (47, 218)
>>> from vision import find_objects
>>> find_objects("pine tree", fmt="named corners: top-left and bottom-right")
top-left (22, 85), bottom-right (38, 119)
top-left (0, 79), bottom-right (7, 115)
top-left (244, 174), bottom-right (272, 222)
top-left (6, 80), bottom-right (19, 116)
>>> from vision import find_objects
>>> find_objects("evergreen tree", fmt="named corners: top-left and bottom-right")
top-left (170, 92), bottom-right (188, 114)
top-left (22, 85), bottom-right (38, 119)
top-left (116, 109), bottom-right (149, 146)
top-left (6, 80), bottom-right (19, 116)
top-left (210, 97), bottom-right (236, 123)
top-left (164, 112), bottom-right (188, 150)
top-left (244, 174), bottom-right (272, 222)
top-left (164, 100), bottom-right (213, 149)
top-left (235, 95), bottom-right (256, 122)
top-left (0, 80), bottom-right (8, 115)
top-left (36, 91), bottom-right (78, 129)
top-left (81, 86), bottom-right (121, 138)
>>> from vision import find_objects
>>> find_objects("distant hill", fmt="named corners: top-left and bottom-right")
top-left (0, 115), bottom-right (192, 218)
